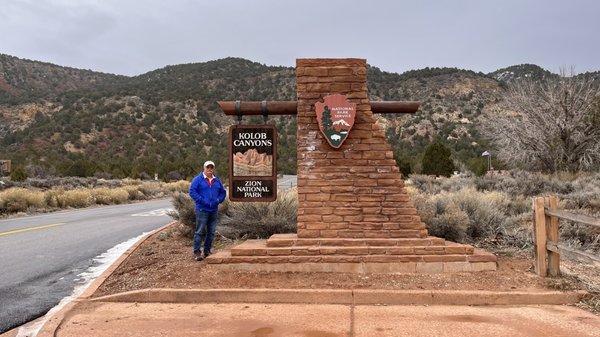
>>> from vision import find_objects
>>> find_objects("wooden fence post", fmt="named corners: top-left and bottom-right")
top-left (533, 197), bottom-right (548, 276)
top-left (546, 195), bottom-right (560, 276)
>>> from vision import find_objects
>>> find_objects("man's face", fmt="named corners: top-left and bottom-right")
top-left (204, 165), bottom-right (214, 177)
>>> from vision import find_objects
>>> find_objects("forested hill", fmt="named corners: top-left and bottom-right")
top-left (0, 54), bottom-right (582, 179)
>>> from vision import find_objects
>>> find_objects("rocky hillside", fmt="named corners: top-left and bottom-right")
top-left (0, 54), bottom-right (578, 178)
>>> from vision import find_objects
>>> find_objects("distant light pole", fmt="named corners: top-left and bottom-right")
top-left (481, 151), bottom-right (491, 172)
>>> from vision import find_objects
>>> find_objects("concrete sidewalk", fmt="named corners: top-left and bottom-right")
top-left (41, 301), bottom-right (599, 337)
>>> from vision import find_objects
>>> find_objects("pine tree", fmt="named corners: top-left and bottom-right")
top-left (322, 106), bottom-right (333, 131)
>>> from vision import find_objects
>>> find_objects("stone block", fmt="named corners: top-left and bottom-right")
top-left (416, 262), bottom-right (444, 273)
top-left (297, 230), bottom-right (320, 238)
top-left (443, 262), bottom-right (472, 273)
top-left (388, 247), bottom-right (414, 255)
top-left (362, 262), bottom-right (417, 273)
top-left (320, 230), bottom-right (339, 238)
top-left (422, 255), bottom-right (467, 262)
top-left (469, 262), bottom-right (497, 272)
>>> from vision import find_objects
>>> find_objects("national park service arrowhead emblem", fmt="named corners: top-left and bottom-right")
top-left (315, 94), bottom-right (356, 148)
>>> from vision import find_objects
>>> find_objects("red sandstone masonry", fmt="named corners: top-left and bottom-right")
top-left (296, 58), bottom-right (426, 239)
top-left (205, 58), bottom-right (497, 273)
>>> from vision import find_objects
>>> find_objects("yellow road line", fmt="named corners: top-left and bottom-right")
top-left (0, 223), bottom-right (66, 237)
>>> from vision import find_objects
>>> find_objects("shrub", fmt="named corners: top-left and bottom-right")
top-left (91, 187), bottom-right (129, 204)
top-left (475, 171), bottom-right (575, 197)
top-left (409, 183), bottom-right (533, 248)
top-left (166, 171), bottom-right (184, 182)
top-left (25, 164), bottom-right (52, 178)
top-left (164, 180), bottom-right (190, 193)
top-left (421, 141), bottom-right (455, 177)
top-left (429, 201), bottom-right (469, 242)
top-left (168, 189), bottom-right (298, 240)
top-left (0, 188), bottom-right (46, 214)
top-left (10, 167), bottom-right (28, 182)
top-left (169, 192), bottom-right (197, 238)
top-left (65, 159), bottom-right (97, 177)
top-left (55, 189), bottom-right (93, 208)
top-left (44, 189), bottom-right (62, 208)
top-left (408, 174), bottom-right (475, 194)
top-left (219, 189), bottom-right (298, 239)
top-left (123, 185), bottom-right (146, 200)
top-left (137, 182), bottom-right (163, 198)
top-left (395, 156), bottom-right (412, 177)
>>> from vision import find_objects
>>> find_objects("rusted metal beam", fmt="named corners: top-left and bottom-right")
top-left (218, 101), bottom-right (298, 116)
top-left (217, 100), bottom-right (420, 115)
top-left (369, 101), bottom-right (420, 114)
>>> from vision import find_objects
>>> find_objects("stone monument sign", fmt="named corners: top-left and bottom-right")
top-left (209, 58), bottom-right (497, 273)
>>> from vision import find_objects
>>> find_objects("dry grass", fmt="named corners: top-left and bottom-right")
top-left (91, 187), bottom-right (129, 205)
top-left (122, 185), bottom-right (147, 200)
top-left (164, 180), bottom-right (190, 193)
top-left (0, 188), bottom-right (46, 213)
top-left (55, 189), bottom-right (94, 208)
top-left (0, 179), bottom-right (191, 216)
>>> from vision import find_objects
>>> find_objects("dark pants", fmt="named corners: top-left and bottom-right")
top-left (193, 210), bottom-right (218, 254)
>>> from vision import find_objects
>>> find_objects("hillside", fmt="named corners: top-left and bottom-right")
top-left (0, 54), bottom-right (123, 105)
top-left (489, 64), bottom-right (555, 83)
top-left (0, 54), bottom-right (574, 179)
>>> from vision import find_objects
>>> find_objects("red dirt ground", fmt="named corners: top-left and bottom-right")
top-left (93, 223), bottom-right (586, 298)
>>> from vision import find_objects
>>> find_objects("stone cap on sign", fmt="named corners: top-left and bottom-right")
top-left (296, 58), bottom-right (366, 67)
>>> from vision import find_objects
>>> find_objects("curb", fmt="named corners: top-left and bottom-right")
top-left (79, 221), bottom-right (177, 300)
top-left (89, 288), bottom-right (588, 306)
top-left (36, 221), bottom-right (176, 337)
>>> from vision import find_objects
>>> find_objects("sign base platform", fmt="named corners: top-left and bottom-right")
top-left (205, 234), bottom-right (497, 274)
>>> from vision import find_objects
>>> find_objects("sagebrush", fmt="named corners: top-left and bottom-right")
top-left (169, 189), bottom-right (297, 240)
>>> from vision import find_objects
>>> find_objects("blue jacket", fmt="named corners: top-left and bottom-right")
top-left (189, 173), bottom-right (227, 213)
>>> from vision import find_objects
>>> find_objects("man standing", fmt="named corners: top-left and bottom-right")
top-left (189, 160), bottom-right (227, 261)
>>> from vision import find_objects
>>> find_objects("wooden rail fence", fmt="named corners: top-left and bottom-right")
top-left (533, 195), bottom-right (600, 277)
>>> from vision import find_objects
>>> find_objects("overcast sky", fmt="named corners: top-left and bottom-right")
top-left (1, 0), bottom-right (599, 76)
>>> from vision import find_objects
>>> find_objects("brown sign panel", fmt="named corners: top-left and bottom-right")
top-left (228, 125), bottom-right (277, 202)
top-left (315, 94), bottom-right (357, 148)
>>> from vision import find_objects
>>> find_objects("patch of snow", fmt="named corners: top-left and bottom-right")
top-left (332, 119), bottom-right (350, 127)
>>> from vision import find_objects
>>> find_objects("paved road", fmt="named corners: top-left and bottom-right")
top-left (0, 198), bottom-right (173, 333)
top-left (277, 174), bottom-right (297, 189)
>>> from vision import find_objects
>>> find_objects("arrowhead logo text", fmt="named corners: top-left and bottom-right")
top-left (315, 94), bottom-right (357, 149)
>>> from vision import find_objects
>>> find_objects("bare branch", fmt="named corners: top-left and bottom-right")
top-left (482, 73), bottom-right (600, 172)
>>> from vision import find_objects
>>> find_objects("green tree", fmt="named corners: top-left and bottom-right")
top-left (421, 141), bottom-right (456, 177)
top-left (397, 157), bottom-right (412, 178)
top-left (466, 157), bottom-right (487, 176)
top-left (65, 158), bottom-right (97, 177)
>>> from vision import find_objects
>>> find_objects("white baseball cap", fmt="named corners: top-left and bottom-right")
top-left (203, 160), bottom-right (215, 168)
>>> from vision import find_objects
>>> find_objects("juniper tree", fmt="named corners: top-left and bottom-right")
top-left (421, 141), bottom-right (456, 177)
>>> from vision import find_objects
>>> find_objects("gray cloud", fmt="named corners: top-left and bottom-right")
top-left (1, 0), bottom-right (598, 75)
